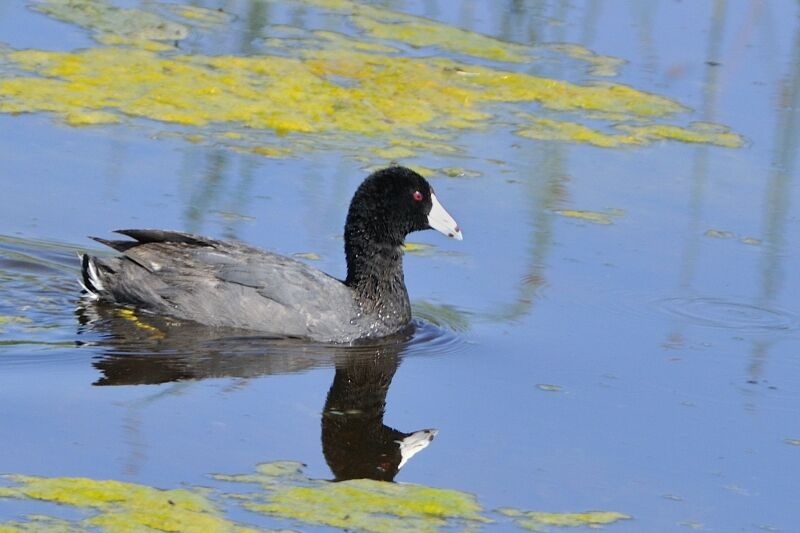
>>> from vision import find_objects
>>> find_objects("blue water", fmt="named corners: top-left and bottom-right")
top-left (1, 1), bottom-right (799, 531)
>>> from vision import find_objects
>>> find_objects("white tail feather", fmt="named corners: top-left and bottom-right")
top-left (86, 256), bottom-right (105, 292)
top-left (78, 253), bottom-right (104, 299)
top-left (77, 277), bottom-right (100, 300)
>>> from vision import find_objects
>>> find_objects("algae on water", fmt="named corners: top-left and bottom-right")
top-left (0, 0), bottom-right (744, 159)
top-left (0, 474), bottom-right (257, 533)
top-left (1, 461), bottom-right (630, 532)
top-left (32, 0), bottom-right (188, 42)
top-left (498, 507), bottom-right (632, 531)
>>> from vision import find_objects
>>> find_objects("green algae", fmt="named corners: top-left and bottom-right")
top-left (705, 229), bottom-right (736, 239)
top-left (547, 44), bottom-right (626, 77)
top-left (371, 145), bottom-right (418, 160)
top-left (0, 0), bottom-right (743, 155)
top-left (518, 116), bottom-right (744, 148)
top-left (0, 45), bottom-right (700, 148)
top-left (0, 316), bottom-right (32, 326)
top-left (440, 166), bottom-right (483, 178)
top-left (251, 480), bottom-right (488, 532)
top-left (312, 30), bottom-right (400, 54)
top-left (292, 251), bottom-right (322, 261)
top-left (0, 461), bottom-right (633, 532)
top-left (301, 0), bottom-right (532, 63)
top-left (555, 209), bottom-right (619, 225)
top-left (163, 4), bottom-right (235, 28)
top-left (517, 118), bottom-right (638, 148)
top-left (0, 315), bottom-right (33, 336)
top-left (351, 13), bottom-right (531, 63)
top-left (498, 508), bottom-right (632, 531)
top-left (740, 237), bottom-right (761, 246)
top-left (361, 163), bottom-right (437, 177)
top-left (0, 514), bottom-right (86, 533)
top-left (616, 122), bottom-right (745, 148)
top-left (0, 475), bottom-right (257, 533)
top-left (403, 242), bottom-right (436, 254)
top-left (704, 230), bottom-right (763, 246)
top-left (32, 0), bottom-right (188, 42)
top-left (218, 461), bottom-right (488, 533)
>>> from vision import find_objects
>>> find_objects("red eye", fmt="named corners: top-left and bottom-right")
top-left (412, 191), bottom-right (423, 202)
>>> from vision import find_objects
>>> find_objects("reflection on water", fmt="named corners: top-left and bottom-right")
top-left (2, 0), bottom-right (800, 531)
top-left (78, 301), bottom-right (447, 481)
top-left (323, 346), bottom-right (437, 482)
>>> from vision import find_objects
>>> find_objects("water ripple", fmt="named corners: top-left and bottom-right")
top-left (654, 296), bottom-right (799, 332)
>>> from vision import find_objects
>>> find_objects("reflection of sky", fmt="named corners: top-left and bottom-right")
top-left (1, 1), bottom-right (799, 531)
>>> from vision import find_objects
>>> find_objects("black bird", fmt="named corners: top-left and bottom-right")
top-left (80, 166), bottom-right (462, 343)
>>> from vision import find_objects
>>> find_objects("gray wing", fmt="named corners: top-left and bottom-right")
top-left (87, 230), bottom-right (361, 342)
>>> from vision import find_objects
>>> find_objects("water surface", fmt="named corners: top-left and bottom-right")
top-left (1, 1), bottom-right (799, 531)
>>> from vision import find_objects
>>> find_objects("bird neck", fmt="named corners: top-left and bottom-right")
top-left (345, 235), bottom-right (407, 297)
top-left (344, 224), bottom-right (410, 316)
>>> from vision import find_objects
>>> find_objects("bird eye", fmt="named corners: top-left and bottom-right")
top-left (412, 191), bottom-right (423, 202)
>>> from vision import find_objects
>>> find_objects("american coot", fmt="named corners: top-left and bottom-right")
top-left (79, 166), bottom-right (462, 343)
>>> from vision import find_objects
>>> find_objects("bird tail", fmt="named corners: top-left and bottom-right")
top-left (78, 253), bottom-right (105, 300)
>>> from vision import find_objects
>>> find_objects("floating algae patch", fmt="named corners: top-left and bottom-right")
top-left (705, 229), bottom-right (736, 239)
top-left (370, 145), bottom-right (418, 160)
top-left (740, 237), bottom-right (761, 246)
top-left (351, 14), bottom-right (531, 63)
top-left (361, 163), bottom-right (437, 177)
top-left (292, 251), bottom-right (322, 261)
top-left (299, 0), bottom-right (532, 63)
top-left (615, 122), bottom-right (745, 148)
top-left (216, 461), bottom-right (488, 532)
top-left (440, 167), bottom-right (483, 178)
top-left (498, 508), bottom-right (631, 531)
top-left (403, 242), bottom-right (436, 255)
top-left (95, 34), bottom-right (175, 52)
top-left (546, 44), bottom-right (626, 77)
top-left (62, 110), bottom-right (121, 126)
top-left (388, 138), bottom-right (464, 155)
top-left (517, 117), bottom-right (642, 148)
top-left (0, 475), bottom-right (258, 533)
top-left (401, 164), bottom-right (436, 177)
top-left (0, 516), bottom-right (85, 533)
top-left (0, 316), bottom-right (32, 327)
top-left (3, 0), bottom-right (743, 156)
top-left (518, 116), bottom-right (744, 148)
top-left (161, 4), bottom-right (236, 28)
top-left (554, 209), bottom-right (621, 225)
top-left (32, 0), bottom-right (188, 42)
top-left (0, 462), bottom-right (633, 532)
top-left (314, 30), bottom-right (399, 54)
top-left (704, 229), bottom-right (762, 246)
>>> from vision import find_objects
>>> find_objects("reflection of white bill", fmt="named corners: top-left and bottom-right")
top-left (397, 428), bottom-right (439, 469)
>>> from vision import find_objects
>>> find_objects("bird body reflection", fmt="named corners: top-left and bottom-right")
top-left (79, 304), bottom-right (436, 481)
top-left (323, 349), bottom-right (436, 481)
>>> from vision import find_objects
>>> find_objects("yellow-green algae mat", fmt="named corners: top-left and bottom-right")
top-left (0, 0), bottom-right (742, 162)
top-left (0, 461), bottom-right (630, 532)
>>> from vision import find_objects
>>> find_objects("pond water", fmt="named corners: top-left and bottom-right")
top-left (1, 0), bottom-right (799, 531)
